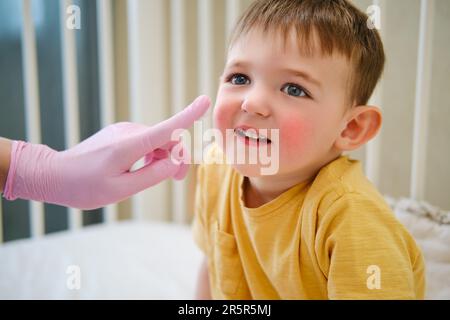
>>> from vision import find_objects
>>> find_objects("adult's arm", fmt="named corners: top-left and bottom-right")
top-left (1, 95), bottom-right (210, 209)
top-left (0, 138), bottom-right (12, 193)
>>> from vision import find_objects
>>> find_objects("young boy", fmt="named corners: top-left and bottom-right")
top-left (192, 0), bottom-right (425, 299)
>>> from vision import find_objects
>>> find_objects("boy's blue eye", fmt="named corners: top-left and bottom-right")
top-left (229, 74), bottom-right (250, 85)
top-left (282, 84), bottom-right (307, 97)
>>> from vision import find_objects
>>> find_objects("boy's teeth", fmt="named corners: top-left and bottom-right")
top-left (235, 128), bottom-right (270, 142)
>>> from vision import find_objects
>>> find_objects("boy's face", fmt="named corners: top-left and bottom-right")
top-left (214, 28), bottom-right (352, 179)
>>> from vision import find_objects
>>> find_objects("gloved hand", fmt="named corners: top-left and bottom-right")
top-left (3, 95), bottom-right (210, 209)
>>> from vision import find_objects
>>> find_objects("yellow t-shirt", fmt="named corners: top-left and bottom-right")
top-left (192, 144), bottom-right (425, 299)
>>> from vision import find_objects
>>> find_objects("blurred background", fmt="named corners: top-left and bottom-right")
top-left (0, 0), bottom-right (449, 243)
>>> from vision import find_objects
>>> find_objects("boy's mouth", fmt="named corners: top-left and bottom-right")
top-left (234, 126), bottom-right (272, 144)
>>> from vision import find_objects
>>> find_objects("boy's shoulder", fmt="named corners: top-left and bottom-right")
top-left (306, 155), bottom-right (394, 222)
top-left (303, 156), bottom-right (420, 250)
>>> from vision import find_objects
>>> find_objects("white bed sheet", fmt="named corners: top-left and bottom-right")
top-left (0, 221), bottom-right (203, 299)
top-left (393, 209), bottom-right (450, 299)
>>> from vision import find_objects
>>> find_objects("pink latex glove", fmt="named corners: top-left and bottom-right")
top-left (3, 95), bottom-right (210, 210)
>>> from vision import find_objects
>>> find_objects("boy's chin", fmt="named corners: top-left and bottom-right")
top-left (231, 163), bottom-right (276, 177)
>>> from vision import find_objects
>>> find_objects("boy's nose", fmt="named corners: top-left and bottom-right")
top-left (241, 89), bottom-right (271, 117)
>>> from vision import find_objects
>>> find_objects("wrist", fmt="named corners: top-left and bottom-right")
top-left (3, 141), bottom-right (60, 203)
top-left (0, 138), bottom-right (12, 193)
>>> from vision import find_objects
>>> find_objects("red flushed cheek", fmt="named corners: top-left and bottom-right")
top-left (279, 118), bottom-right (314, 156)
top-left (213, 104), bottom-right (231, 132)
top-left (212, 104), bottom-right (235, 151)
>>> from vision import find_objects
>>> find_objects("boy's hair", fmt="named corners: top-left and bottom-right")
top-left (229, 0), bottom-right (385, 107)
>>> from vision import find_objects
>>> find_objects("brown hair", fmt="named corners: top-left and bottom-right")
top-left (229, 0), bottom-right (385, 107)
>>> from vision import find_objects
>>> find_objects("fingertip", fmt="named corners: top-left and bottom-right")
top-left (191, 95), bottom-right (211, 116)
top-left (145, 95), bottom-right (211, 151)
top-left (195, 94), bottom-right (211, 106)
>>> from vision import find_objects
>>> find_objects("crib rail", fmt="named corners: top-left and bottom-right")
top-left (411, 0), bottom-right (433, 201)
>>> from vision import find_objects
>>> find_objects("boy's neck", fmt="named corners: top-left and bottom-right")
top-left (243, 171), bottom-right (315, 209)
top-left (242, 153), bottom-right (343, 209)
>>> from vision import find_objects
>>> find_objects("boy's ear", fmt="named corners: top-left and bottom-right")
top-left (334, 106), bottom-right (382, 152)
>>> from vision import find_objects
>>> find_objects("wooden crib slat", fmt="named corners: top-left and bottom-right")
top-left (226, 0), bottom-right (241, 39)
top-left (97, 0), bottom-right (118, 224)
top-left (61, 0), bottom-right (82, 230)
top-left (170, 0), bottom-right (189, 224)
top-left (411, 0), bottom-right (434, 201)
top-left (197, 0), bottom-right (214, 131)
top-left (21, 0), bottom-right (45, 238)
top-left (365, 0), bottom-right (385, 188)
top-left (127, 0), bottom-right (171, 221)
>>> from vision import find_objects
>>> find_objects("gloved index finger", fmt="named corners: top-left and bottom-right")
top-left (144, 95), bottom-right (210, 151)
